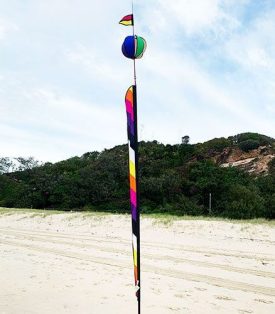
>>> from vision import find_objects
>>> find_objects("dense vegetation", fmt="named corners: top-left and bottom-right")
top-left (0, 133), bottom-right (275, 219)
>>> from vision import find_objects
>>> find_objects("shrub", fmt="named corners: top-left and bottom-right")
top-left (220, 185), bottom-right (265, 219)
top-left (238, 139), bottom-right (260, 152)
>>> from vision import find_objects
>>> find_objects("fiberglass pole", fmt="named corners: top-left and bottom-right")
top-left (132, 3), bottom-right (140, 313)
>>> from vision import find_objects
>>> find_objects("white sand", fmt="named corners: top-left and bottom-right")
top-left (0, 212), bottom-right (275, 314)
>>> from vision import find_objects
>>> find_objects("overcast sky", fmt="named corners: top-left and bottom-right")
top-left (0, 0), bottom-right (275, 162)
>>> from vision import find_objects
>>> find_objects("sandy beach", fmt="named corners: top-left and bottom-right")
top-left (0, 211), bottom-right (275, 314)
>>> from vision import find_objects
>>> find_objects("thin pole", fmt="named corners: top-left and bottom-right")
top-left (132, 0), bottom-right (135, 34)
top-left (132, 2), bottom-right (140, 313)
top-left (209, 193), bottom-right (212, 214)
top-left (132, 0), bottom-right (137, 86)
top-left (133, 58), bottom-right (137, 86)
top-left (134, 86), bottom-right (141, 314)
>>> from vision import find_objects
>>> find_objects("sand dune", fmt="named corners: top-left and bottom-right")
top-left (0, 212), bottom-right (275, 313)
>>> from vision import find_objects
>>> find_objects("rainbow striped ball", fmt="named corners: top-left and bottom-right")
top-left (122, 35), bottom-right (147, 60)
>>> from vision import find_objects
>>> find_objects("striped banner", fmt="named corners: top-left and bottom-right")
top-left (125, 85), bottom-right (140, 299)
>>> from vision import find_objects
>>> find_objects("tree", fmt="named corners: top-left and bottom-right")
top-left (182, 135), bottom-right (190, 145)
top-left (238, 139), bottom-right (260, 152)
top-left (0, 158), bottom-right (15, 174)
top-left (15, 157), bottom-right (41, 171)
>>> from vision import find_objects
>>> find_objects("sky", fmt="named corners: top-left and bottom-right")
top-left (0, 0), bottom-right (275, 162)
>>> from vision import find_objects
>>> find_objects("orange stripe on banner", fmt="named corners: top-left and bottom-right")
top-left (126, 87), bottom-right (133, 105)
top-left (130, 175), bottom-right (136, 192)
top-left (134, 266), bottom-right (138, 282)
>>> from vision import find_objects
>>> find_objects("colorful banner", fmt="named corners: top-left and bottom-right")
top-left (125, 85), bottom-right (140, 297)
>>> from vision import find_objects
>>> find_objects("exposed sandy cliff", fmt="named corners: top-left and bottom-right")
top-left (216, 146), bottom-right (275, 175)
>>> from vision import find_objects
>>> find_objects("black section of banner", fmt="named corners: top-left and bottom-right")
top-left (133, 85), bottom-right (141, 310)
top-left (129, 133), bottom-right (136, 150)
top-left (132, 218), bottom-right (138, 236)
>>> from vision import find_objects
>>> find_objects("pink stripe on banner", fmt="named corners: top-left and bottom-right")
top-left (130, 189), bottom-right (137, 207)
top-left (126, 99), bottom-right (134, 121)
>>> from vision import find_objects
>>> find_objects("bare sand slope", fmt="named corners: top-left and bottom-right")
top-left (0, 212), bottom-right (275, 314)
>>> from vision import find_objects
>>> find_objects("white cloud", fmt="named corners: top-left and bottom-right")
top-left (245, 48), bottom-right (272, 68)
top-left (225, 11), bottom-right (275, 70)
top-left (0, 0), bottom-right (274, 162)
top-left (162, 0), bottom-right (222, 34)
top-left (141, 0), bottom-right (242, 39)
top-left (138, 46), bottom-right (274, 145)
top-left (0, 18), bottom-right (18, 40)
top-left (223, 10), bottom-right (275, 119)
top-left (0, 85), bottom-right (126, 161)
top-left (66, 44), bottom-right (129, 85)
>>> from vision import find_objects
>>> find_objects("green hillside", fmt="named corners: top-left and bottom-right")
top-left (0, 132), bottom-right (275, 219)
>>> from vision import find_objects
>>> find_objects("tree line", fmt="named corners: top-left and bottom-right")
top-left (0, 133), bottom-right (274, 219)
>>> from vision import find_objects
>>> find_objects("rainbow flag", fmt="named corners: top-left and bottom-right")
top-left (119, 14), bottom-right (134, 26)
